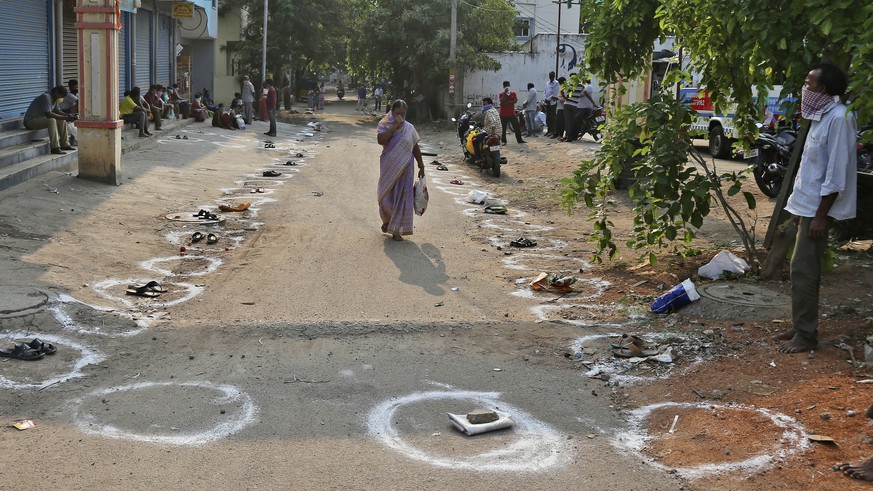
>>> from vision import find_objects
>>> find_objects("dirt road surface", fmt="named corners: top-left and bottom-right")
top-left (2, 98), bottom-right (873, 490)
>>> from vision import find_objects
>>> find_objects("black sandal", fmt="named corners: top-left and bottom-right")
top-left (206, 233), bottom-right (218, 245)
top-left (510, 237), bottom-right (537, 248)
top-left (191, 232), bottom-right (205, 243)
top-left (0, 343), bottom-right (44, 360)
top-left (27, 338), bottom-right (57, 355)
top-left (127, 280), bottom-right (166, 294)
top-left (263, 170), bottom-right (282, 177)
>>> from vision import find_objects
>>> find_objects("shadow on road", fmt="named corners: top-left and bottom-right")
top-left (383, 240), bottom-right (448, 295)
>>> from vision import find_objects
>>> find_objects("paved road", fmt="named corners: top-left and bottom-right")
top-left (0, 103), bottom-right (683, 489)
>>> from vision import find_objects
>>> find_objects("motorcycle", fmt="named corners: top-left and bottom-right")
top-left (575, 106), bottom-right (605, 142)
top-left (336, 85), bottom-right (345, 100)
top-left (453, 102), bottom-right (504, 177)
top-left (748, 125), bottom-right (797, 198)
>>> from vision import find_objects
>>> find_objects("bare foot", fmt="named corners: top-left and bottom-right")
top-left (777, 336), bottom-right (817, 354)
top-left (391, 234), bottom-right (403, 241)
top-left (381, 224), bottom-right (388, 233)
top-left (837, 456), bottom-right (873, 481)
top-left (772, 329), bottom-right (796, 341)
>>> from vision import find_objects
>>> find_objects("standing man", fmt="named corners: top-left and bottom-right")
top-left (356, 84), bottom-right (367, 111)
top-left (774, 62), bottom-right (857, 354)
top-left (264, 79), bottom-right (278, 137)
top-left (543, 71), bottom-right (559, 137)
top-left (498, 81), bottom-right (525, 144)
top-left (522, 82), bottom-right (538, 137)
top-left (241, 75), bottom-right (255, 125)
top-left (374, 84), bottom-right (384, 112)
top-left (552, 76), bottom-right (567, 140)
top-left (23, 86), bottom-right (76, 154)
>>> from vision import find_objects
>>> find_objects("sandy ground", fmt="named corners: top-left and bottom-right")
top-left (1, 96), bottom-right (872, 490)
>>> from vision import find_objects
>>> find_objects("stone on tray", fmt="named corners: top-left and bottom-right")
top-left (466, 408), bottom-right (499, 424)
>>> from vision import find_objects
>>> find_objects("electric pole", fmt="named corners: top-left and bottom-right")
top-left (450, 0), bottom-right (457, 114)
top-left (262, 0), bottom-right (268, 82)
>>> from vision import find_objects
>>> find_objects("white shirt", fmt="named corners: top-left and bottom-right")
top-left (577, 84), bottom-right (595, 110)
top-left (785, 103), bottom-right (857, 220)
top-left (242, 81), bottom-right (255, 103)
top-left (543, 79), bottom-right (559, 102)
top-left (523, 88), bottom-right (538, 112)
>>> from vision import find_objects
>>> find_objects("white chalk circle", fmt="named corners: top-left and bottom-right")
top-left (48, 294), bottom-right (148, 337)
top-left (613, 402), bottom-right (808, 479)
top-left (511, 276), bottom-right (611, 302)
top-left (70, 381), bottom-right (258, 446)
top-left (0, 331), bottom-right (105, 389)
top-left (139, 255), bottom-right (223, 277)
top-left (367, 390), bottom-right (572, 472)
top-left (502, 253), bottom-right (590, 272)
top-left (481, 218), bottom-right (553, 233)
top-left (92, 278), bottom-right (204, 308)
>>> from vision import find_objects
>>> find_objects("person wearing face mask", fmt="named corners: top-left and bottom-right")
top-left (498, 81), bottom-right (526, 144)
top-left (376, 99), bottom-right (426, 241)
top-left (773, 62), bottom-right (857, 355)
top-left (23, 86), bottom-right (76, 154)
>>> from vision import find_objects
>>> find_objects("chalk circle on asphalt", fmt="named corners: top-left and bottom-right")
top-left (612, 402), bottom-right (808, 479)
top-left (367, 390), bottom-right (573, 472)
top-left (48, 294), bottom-right (148, 337)
top-left (92, 278), bottom-right (204, 308)
top-left (0, 331), bottom-right (105, 390)
top-left (70, 381), bottom-right (259, 446)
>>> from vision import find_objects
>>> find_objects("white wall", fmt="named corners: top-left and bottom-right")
top-left (514, 0), bottom-right (581, 37)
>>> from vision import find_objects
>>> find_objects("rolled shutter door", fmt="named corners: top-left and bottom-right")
top-left (0, 0), bottom-right (50, 120)
top-left (134, 10), bottom-right (152, 88)
top-left (119, 12), bottom-right (129, 94)
top-left (62, 1), bottom-right (79, 84)
top-left (156, 14), bottom-right (172, 86)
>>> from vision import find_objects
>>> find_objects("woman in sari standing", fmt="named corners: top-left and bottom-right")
top-left (377, 100), bottom-right (425, 241)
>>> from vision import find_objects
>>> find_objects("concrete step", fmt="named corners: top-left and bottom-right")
top-left (0, 128), bottom-right (49, 150)
top-left (0, 149), bottom-right (78, 192)
top-left (0, 140), bottom-right (53, 171)
top-left (0, 118), bottom-right (23, 132)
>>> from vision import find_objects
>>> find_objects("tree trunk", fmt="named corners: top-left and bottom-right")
top-left (760, 220), bottom-right (796, 280)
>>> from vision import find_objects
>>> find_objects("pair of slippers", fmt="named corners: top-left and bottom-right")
top-left (292, 152), bottom-right (304, 158)
top-left (191, 232), bottom-right (219, 245)
top-left (125, 281), bottom-right (166, 298)
top-left (449, 179), bottom-right (464, 185)
top-left (263, 170), bottom-right (282, 177)
top-left (193, 209), bottom-right (218, 221)
top-left (175, 135), bottom-right (188, 140)
top-left (265, 143), bottom-right (275, 148)
top-left (510, 237), bottom-right (537, 248)
top-left (250, 187), bottom-right (265, 193)
top-left (484, 205), bottom-right (508, 214)
top-left (218, 202), bottom-right (250, 212)
top-left (0, 338), bottom-right (57, 360)
top-left (611, 334), bottom-right (659, 358)
top-left (284, 160), bottom-right (298, 166)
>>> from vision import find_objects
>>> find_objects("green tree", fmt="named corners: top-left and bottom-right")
top-left (345, 0), bottom-right (517, 118)
top-left (221, 0), bottom-right (349, 89)
top-left (564, 0), bottom-right (873, 264)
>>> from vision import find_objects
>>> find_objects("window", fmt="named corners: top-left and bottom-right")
top-left (514, 18), bottom-right (533, 40)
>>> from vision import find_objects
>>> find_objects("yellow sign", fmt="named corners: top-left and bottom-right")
top-left (172, 2), bottom-right (194, 18)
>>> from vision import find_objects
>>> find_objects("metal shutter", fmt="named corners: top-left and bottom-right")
top-left (62, 1), bottom-right (79, 84)
top-left (134, 10), bottom-right (152, 88)
top-left (119, 12), bottom-right (129, 94)
top-left (156, 14), bottom-right (172, 87)
top-left (0, 0), bottom-right (50, 120)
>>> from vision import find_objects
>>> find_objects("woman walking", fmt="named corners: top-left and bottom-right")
top-left (376, 100), bottom-right (425, 241)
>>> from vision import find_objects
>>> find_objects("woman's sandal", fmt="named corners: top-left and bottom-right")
top-left (125, 284), bottom-right (161, 297)
top-left (218, 202), bottom-right (251, 212)
top-left (127, 280), bottom-right (166, 294)
top-left (191, 232), bottom-right (205, 243)
top-left (510, 237), bottom-right (537, 248)
top-left (206, 233), bottom-right (218, 245)
top-left (263, 170), bottom-right (282, 177)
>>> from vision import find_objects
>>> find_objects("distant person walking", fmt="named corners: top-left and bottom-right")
top-left (241, 75), bottom-right (255, 124)
top-left (23, 85), bottom-right (77, 154)
top-left (357, 85), bottom-right (367, 111)
top-left (374, 85), bottom-right (384, 112)
top-left (376, 100), bottom-right (426, 241)
top-left (263, 79), bottom-right (277, 137)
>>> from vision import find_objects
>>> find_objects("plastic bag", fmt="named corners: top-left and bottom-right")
top-left (467, 190), bottom-right (491, 204)
top-left (414, 176), bottom-right (429, 216)
top-left (697, 250), bottom-right (750, 279)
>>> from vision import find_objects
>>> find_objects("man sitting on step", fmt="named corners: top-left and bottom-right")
top-left (23, 86), bottom-right (77, 155)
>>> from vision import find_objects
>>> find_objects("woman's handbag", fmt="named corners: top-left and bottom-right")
top-left (414, 176), bottom-right (429, 216)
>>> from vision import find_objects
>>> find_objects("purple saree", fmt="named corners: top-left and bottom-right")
top-left (377, 116), bottom-right (420, 236)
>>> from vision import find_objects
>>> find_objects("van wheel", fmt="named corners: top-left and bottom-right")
top-left (709, 126), bottom-right (731, 159)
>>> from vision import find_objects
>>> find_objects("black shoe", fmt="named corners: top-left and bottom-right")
top-left (518, 140), bottom-right (527, 144)
top-left (50, 148), bottom-right (66, 155)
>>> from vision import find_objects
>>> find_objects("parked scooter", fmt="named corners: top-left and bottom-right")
top-left (453, 102), bottom-right (504, 177)
top-left (747, 125), bottom-right (798, 197)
